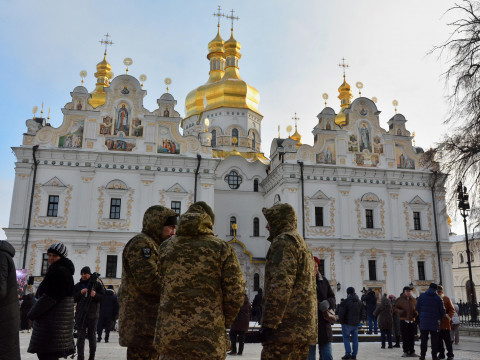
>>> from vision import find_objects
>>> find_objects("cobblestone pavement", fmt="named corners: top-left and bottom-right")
top-left (19, 331), bottom-right (480, 360)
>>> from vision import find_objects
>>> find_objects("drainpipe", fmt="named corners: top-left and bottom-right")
top-left (194, 154), bottom-right (202, 203)
top-left (297, 161), bottom-right (305, 238)
top-left (431, 171), bottom-right (443, 285)
top-left (23, 145), bottom-right (39, 269)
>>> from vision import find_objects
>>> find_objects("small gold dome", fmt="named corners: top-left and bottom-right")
top-left (338, 76), bottom-right (353, 110)
top-left (207, 28), bottom-right (225, 58)
top-left (291, 126), bottom-right (302, 147)
top-left (335, 108), bottom-right (347, 127)
top-left (89, 54), bottom-right (113, 109)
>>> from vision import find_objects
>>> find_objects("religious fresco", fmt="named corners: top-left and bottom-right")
top-left (355, 152), bottom-right (379, 167)
top-left (157, 126), bottom-right (180, 154)
top-left (396, 144), bottom-right (415, 169)
top-left (100, 116), bottom-right (113, 135)
top-left (115, 103), bottom-right (130, 135)
top-left (359, 123), bottom-right (371, 152)
top-left (373, 135), bottom-right (384, 154)
top-left (348, 134), bottom-right (359, 152)
top-left (316, 142), bottom-right (336, 164)
top-left (131, 119), bottom-right (144, 137)
top-left (105, 133), bottom-right (136, 151)
top-left (121, 87), bottom-right (130, 95)
top-left (58, 120), bottom-right (84, 148)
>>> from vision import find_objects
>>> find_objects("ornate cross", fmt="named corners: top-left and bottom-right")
top-left (99, 33), bottom-right (114, 55)
top-left (292, 112), bottom-right (300, 128)
top-left (338, 57), bottom-right (349, 76)
top-left (225, 9), bottom-right (239, 30)
top-left (212, 5), bottom-right (224, 28)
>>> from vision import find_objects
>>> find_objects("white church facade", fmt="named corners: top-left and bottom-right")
top-left (5, 24), bottom-right (454, 300)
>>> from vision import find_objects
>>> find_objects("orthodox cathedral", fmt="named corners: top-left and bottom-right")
top-left (6, 19), bottom-right (454, 299)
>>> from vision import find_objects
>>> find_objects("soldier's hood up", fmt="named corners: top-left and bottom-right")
top-left (176, 203), bottom-right (214, 237)
top-left (0, 240), bottom-right (15, 257)
top-left (262, 203), bottom-right (297, 242)
top-left (141, 205), bottom-right (178, 244)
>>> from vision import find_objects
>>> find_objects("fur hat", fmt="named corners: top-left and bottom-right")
top-left (47, 243), bottom-right (68, 258)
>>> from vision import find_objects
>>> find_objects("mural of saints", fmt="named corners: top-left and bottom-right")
top-left (115, 104), bottom-right (129, 135)
top-left (359, 124), bottom-right (371, 152)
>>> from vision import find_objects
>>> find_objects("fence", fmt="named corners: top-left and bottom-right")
top-left (458, 302), bottom-right (480, 327)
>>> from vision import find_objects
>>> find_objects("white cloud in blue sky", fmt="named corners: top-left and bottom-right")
top-left (0, 0), bottom-right (460, 237)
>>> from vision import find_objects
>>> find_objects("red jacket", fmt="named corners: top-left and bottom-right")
top-left (440, 295), bottom-right (455, 330)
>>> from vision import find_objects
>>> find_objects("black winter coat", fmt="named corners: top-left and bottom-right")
top-left (339, 293), bottom-right (365, 326)
top-left (0, 241), bottom-right (20, 360)
top-left (74, 277), bottom-right (105, 320)
top-left (99, 288), bottom-right (119, 319)
top-left (362, 290), bottom-right (378, 317)
top-left (27, 257), bottom-right (75, 357)
top-left (20, 293), bottom-right (35, 330)
top-left (316, 274), bottom-right (336, 345)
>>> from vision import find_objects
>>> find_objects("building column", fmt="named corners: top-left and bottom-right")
top-left (338, 185), bottom-right (351, 238)
top-left (78, 170), bottom-right (95, 228)
top-left (387, 187), bottom-right (400, 239)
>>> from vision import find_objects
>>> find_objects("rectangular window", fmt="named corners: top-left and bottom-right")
top-left (413, 212), bottom-right (421, 230)
top-left (47, 195), bottom-right (59, 217)
top-left (315, 207), bottom-right (324, 227)
top-left (171, 201), bottom-right (181, 215)
top-left (319, 259), bottom-right (325, 276)
top-left (366, 209), bottom-right (374, 229)
top-left (368, 260), bottom-right (377, 280)
top-left (41, 253), bottom-right (49, 276)
top-left (110, 198), bottom-right (121, 219)
top-left (106, 255), bottom-right (118, 278)
top-left (418, 261), bottom-right (426, 281)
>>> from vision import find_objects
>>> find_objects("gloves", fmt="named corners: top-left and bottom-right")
top-left (258, 326), bottom-right (274, 343)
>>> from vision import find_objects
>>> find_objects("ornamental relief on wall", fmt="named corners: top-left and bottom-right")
top-left (29, 238), bottom-right (56, 275)
top-left (33, 183), bottom-right (73, 228)
top-left (309, 245), bottom-right (336, 282)
top-left (355, 198), bottom-right (386, 239)
top-left (97, 186), bottom-right (135, 230)
top-left (403, 201), bottom-right (433, 240)
top-left (305, 197), bottom-right (336, 236)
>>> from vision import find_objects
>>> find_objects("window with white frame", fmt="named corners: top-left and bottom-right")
top-left (309, 190), bottom-right (333, 228)
top-left (368, 260), bottom-right (377, 280)
top-left (104, 180), bottom-right (129, 220)
top-left (358, 193), bottom-right (381, 229)
top-left (253, 217), bottom-right (260, 236)
top-left (418, 261), bottom-right (426, 280)
top-left (315, 207), bottom-right (324, 227)
top-left (406, 196), bottom-right (430, 232)
top-left (110, 198), bottom-right (121, 219)
top-left (47, 195), bottom-right (59, 217)
top-left (171, 201), bottom-right (181, 215)
top-left (41, 253), bottom-right (49, 276)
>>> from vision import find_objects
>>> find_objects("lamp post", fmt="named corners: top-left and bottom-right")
top-left (337, 282), bottom-right (341, 292)
top-left (457, 182), bottom-right (477, 322)
top-left (232, 223), bottom-right (238, 239)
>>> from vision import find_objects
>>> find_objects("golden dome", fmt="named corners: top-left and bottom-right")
top-left (184, 30), bottom-right (261, 121)
top-left (335, 108), bottom-right (347, 127)
top-left (88, 53), bottom-right (113, 109)
top-left (208, 28), bottom-right (225, 55)
top-left (338, 75), bottom-right (353, 110)
top-left (291, 125), bottom-right (302, 147)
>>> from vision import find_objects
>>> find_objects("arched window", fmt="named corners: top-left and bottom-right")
top-left (224, 170), bottom-right (242, 189)
top-left (252, 132), bottom-right (256, 150)
top-left (274, 194), bottom-right (281, 204)
top-left (230, 216), bottom-right (237, 236)
top-left (253, 217), bottom-right (260, 237)
top-left (460, 254), bottom-right (465, 264)
top-left (232, 128), bottom-right (239, 145)
top-left (254, 273), bottom-right (260, 291)
top-left (211, 129), bottom-right (217, 147)
top-left (253, 179), bottom-right (259, 192)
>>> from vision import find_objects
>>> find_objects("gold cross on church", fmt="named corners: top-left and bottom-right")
top-left (212, 6), bottom-right (224, 28)
top-left (225, 9), bottom-right (239, 30)
top-left (292, 112), bottom-right (300, 129)
top-left (99, 33), bottom-right (113, 55)
top-left (338, 57), bottom-right (349, 76)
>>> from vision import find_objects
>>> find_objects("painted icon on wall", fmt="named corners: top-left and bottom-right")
top-left (105, 133), bottom-right (136, 151)
top-left (100, 116), bottom-right (113, 135)
top-left (58, 120), bottom-right (84, 148)
top-left (359, 123), bottom-right (371, 152)
top-left (373, 135), bottom-right (384, 154)
top-left (348, 134), bottom-right (358, 152)
top-left (396, 145), bottom-right (415, 169)
top-left (157, 126), bottom-right (180, 154)
top-left (316, 143), bottom-right (336, 164)
top-left (132, 119), bottom-right (143, 137)
top-left (115, 103), bottom-right (130, 135)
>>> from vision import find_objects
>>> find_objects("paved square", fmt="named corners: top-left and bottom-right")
top-left (19, 331), bottom-right (479, 360)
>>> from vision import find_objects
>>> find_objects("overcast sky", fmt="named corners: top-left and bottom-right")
top-left (0, 0), bottom-right (465, 237)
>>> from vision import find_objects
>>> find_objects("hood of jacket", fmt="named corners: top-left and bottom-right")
top-left (51, 256), bottom-right (75, 275)
top-left (176, 202), bottom-right (214, 237)
top-left (381, 295), bottom-right (390, 307)
top-left (105, 289), bottom-right (114, 296)
top-left (141, 205), bottom-right (178, 244)
top-left (262, 203), bottom-right (297, 242)
top-left (425, 288), bottom-right (438, 297)
top-left (0, 240), bottom-right (15, 257)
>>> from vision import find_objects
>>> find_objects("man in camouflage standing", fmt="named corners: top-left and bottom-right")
top-left (154, 202), bottom-right (245, 360)
top-left (118, 205), bottom-right (178, 360)
top-left (259, 203), bottom-right (318, 360)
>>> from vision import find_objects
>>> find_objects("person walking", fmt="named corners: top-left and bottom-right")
top-left (362, 288), bottom-right (378, 334)
top-left (252, 288), bottom-right (263, 324)
top-left (97, 285), bottom-right (119, 343)
top-left (374, 294), bottom-right (393, 349)
top-left (394, 285), bottom-right (418, 357)
top-left (307, 256), bottom-right (336, 360)
top-left (389, 295), bottom-right (401, 348)
top-left (20, 293), bottom-right (35, 332)
top-left (118, 205), bottom-right (178, 360)
top-left (338, 287), bottom-right (365, 360)
top-left (0, 240), bottom-right (20, 360)
top-left (259, 203), bottom-right (317, 360)
top-left (27, 243), bottom-right (75, 360)
top-left (451, 303), bottom-right (460, 345)
top-left (154, 202), bottom-right (245, 360)
top-left (416, 283), bottom-right (445, 360)
top-left (229, 292), bottom-right (251, 356)
top-left (74, 266), bottom-right (105, 360)
top-left (436, 286), bottom-right (454, 360)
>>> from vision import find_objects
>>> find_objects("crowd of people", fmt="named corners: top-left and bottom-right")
top-left (0, 202), bottom-right (469, 360)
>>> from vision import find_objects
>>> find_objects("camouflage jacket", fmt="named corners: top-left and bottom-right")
top-left (118, 205), bottom-right (177, 348)
top-left (154, 203), bottom-right (245, 360)
top-left (261, 203), bottom-right (318, 344)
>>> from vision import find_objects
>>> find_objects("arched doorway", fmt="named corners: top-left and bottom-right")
top-left (466, 280), bottom-right (477, 304)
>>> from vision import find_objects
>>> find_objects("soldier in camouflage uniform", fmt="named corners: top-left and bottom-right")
top-left (154, 201), bottom-right (245, 360)
top-left (259, 203), bottom-right (318, 360)
top-left (118, 205), bottom-right (178, 360)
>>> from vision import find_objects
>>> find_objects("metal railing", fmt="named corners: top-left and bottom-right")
top-left (458, 302), bottom-right (480, 326)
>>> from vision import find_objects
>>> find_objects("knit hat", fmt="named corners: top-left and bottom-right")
top-left (47, 243), bottom-right (68, 258)
top-left (347, 287), bottom-right (355, 295)
top-left (81, 266), bottom-right (92, 275)
top-left (389, 294), bottom-right (396, 301)
top-left (313, 256), bottom-right (321, 265)
top-left (429, 283), bottom-right (438, 290)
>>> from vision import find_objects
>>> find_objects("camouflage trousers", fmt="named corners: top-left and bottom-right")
top-left (127, 346), bottom-right (160, 360)
top-left (261, 343), bottom-right (310, 360)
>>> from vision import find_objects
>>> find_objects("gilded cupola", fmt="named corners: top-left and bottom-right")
top-left (334, 75), bottom-right (352, 127)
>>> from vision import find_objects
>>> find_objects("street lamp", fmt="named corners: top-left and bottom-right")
top-left (457, 181), bottom-right (477, 322)
top-left (337, 282), bottom-right (341, 292)
top-left (232, 223), bottom-right (238, 239)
